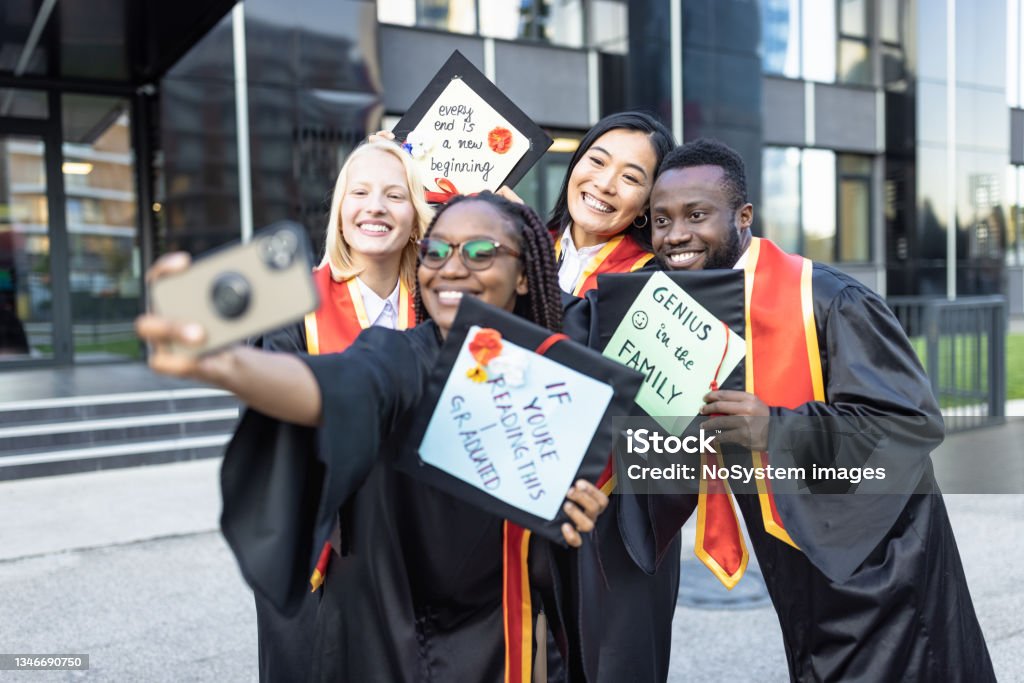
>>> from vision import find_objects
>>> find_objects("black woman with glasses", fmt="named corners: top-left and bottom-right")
top-left (135, 191), bottom-right (608, 683)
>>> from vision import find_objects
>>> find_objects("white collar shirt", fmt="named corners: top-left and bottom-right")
top-left (558, 227), bottom-right (608, 294)
top-left (356, 277), bottom-right (401, 329)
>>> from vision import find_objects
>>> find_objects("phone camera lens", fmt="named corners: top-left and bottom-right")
top-left (261, 229), bottom-right (298, 270)
top-left (210, 272), bottom-right (251, 319)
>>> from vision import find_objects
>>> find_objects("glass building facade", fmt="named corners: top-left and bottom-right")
top-left (1, 0), bottom-right (1023, 368)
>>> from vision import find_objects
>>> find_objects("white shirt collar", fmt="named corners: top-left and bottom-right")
top-left (558, 226), bottom-right (608, 294)
top-left (355, 277), bottom-right (401, 329)
top-left (732, 244), bottom-right (751, 270)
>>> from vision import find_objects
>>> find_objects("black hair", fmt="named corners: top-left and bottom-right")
top-left (414, 192), bottom-right (563, 332)
top-left (657, 138), bottom-right (748, 210)
top-left (547, 111), bottom-right (676, 248)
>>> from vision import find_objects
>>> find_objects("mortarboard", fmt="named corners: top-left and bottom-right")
top-left (392, 50), bottom-right (553, 201)
top-left (397, 296), bottom-right (643, 544)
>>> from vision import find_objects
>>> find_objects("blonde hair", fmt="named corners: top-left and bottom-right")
top-left (320, 139), bottom-right (433, 288)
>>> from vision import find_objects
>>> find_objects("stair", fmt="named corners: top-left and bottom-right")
top-left (0, 388), bottom-right (240, 481)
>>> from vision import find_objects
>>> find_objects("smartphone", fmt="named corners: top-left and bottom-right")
top-left (149, 221), bottom-right (319, 356)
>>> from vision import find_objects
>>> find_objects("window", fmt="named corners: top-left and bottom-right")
top-left (837, 0), bottom-right (870, 85)
top-left (1009, 0), bottom-right (1024, 107)
top-left (761, 0), bottom-right (880, 86)
top-left (1007, 165), bottom-right (1024, 266)
top-left (0, 88), bottom-right (47, 119)
top-left (479, 1), bottom-right (584, 47)
top-left (761, 147), bottom-right (873, 263)
top-left (802, 149), bottom-right (837, 262)
top-left (379, 0), bottom-right (588, 47)
top-left (377, 0), bottom-right (476, 33)
top-left (762, 0), bottom-right (802, 79)
top-left (762, 147), bottom-right (802, 252)
top-left (801, 0), bottom-right (836, 83)
top-left (61, 94), bottom-right (140, 361)
top-left (838, 155), bottom-right (872, 261)
top-left (589, 0), bottom-right (628, 54)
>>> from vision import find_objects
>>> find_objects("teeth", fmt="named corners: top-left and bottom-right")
top-left (360, 223), bottom-right (391, 233)
top-left (582, 193), bottom-right (613, 213)
top-left (437, 291), bottom-right (465, 304)
top-left (668, 252), bottom-right (701, 263)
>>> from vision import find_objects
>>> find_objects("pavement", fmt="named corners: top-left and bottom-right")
top-left (1, 419), bottom-right (1022, 680)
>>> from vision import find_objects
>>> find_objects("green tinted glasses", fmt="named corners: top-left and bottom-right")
top-left (417, 237), bottom-right (521, 271)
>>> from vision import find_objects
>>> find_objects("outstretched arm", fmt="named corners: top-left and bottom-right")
top-left (135, 252), bottom-right (321, 426)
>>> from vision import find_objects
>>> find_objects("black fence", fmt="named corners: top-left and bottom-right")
top-left (887, 296), bottom-right (1007, 432)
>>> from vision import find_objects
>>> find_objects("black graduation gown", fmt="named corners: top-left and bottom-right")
top-left (621, 263), bottom-right (995, 682)
top-left (221, 323), bottom-right (510, 683)
top-left (244, 321), bottom-right (317, 683)
top-left (556, 285), bottom-right (682, 683)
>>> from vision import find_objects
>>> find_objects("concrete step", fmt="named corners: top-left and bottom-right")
top-left (0, 388), bottom-right (235, 425)
top-left (0, 434), bottom-right (233, 481)
top-left (0, 408), bottom-right (239, 452)
top-left (0, 388), bottom-right (240, 481)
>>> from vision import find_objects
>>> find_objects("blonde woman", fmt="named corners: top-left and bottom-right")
top-left (248, 139), bottom-right (432, 681)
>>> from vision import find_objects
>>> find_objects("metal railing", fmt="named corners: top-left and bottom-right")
top-left (887, 296), bottom-right (1007, 432)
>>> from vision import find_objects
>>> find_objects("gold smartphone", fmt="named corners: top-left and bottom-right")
top-left (149, 221), bottom-right (319, 356)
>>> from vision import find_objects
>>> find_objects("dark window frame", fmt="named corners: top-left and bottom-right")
top-left (836, 0), bottom-right (872, 86)
top-left (835, 152), bottom-right (874, 263)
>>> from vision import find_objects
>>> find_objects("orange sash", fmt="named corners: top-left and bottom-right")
top-left (306, 266), bottom-right (413, 592)
top-left (303, 267), bottom-right (413, 356)
top-left (502, 523), bottom-right (533, 683)
top-left (555, 232), bottom-right (654, 297)
top-left (694, 237), bottom-right (825, 588)
top-left (500, 333), bottom-right (569, 683)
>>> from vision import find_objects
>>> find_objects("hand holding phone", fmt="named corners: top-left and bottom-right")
top-left (144, 221), bottom-right (319, 359)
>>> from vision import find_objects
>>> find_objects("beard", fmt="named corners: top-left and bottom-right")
top-left (703, 218), bottom-right (743, 270)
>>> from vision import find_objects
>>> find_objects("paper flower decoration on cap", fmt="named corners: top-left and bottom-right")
top-left (488, 127), bottom-right (513, 154)
top-left (402, 131), bottom-right (432, 160)
top-left (488, 349), bottom-right (529, 388)
top-left (466, 328), bottom-right (503, 383)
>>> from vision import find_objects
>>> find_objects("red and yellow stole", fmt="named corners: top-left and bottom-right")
top-left (303, 266), bottom-right (413, 356)
top-left (501, 332), bottom-right (571, 683)
top-left (306, 266), bottom-right (413, 592)
top-left (499, 233), bottom-right (650, 659)
top-left (694, 237), bottom-right (826, 588)
top-left (555, 231), bottom-right (654, 297)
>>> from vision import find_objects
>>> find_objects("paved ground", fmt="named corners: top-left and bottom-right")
top-left (1, 424), bottom-right (1021, 681)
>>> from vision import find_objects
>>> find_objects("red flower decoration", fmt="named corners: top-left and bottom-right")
top-left (488, 127), bottom-right (513, 154)
top-left (469, 328), bottom-right (503, 365)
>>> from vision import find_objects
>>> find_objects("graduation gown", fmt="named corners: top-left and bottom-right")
top-left (554, 258), bottom-right (681, 683)
top-left (248, 270), bottom-right (414, 682)
top-left (616, 254), bottom-right (995, 681)
top-left (223, 323), bottom-right (513, 682)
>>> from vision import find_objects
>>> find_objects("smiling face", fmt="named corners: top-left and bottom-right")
top-left (417, 201), bottom-right (527, 335)
top-left (650, 165), bottom-right (753, 272)
top-left (566, 129), bottom-right (659, 248)
top-left (338, 149), bottom-right (416, 263)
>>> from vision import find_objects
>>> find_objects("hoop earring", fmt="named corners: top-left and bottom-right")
top-left (632, 214), bottom-right (648, 229)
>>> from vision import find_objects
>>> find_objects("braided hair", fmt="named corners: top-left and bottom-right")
top-left (414, 192), bottom-right (563, 332)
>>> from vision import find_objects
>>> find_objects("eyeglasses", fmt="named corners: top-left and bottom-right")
top-left (417, 236), bottom-right (521, 271)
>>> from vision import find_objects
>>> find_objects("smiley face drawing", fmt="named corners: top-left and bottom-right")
top-left (632, 310), bottom-right (649, 330)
